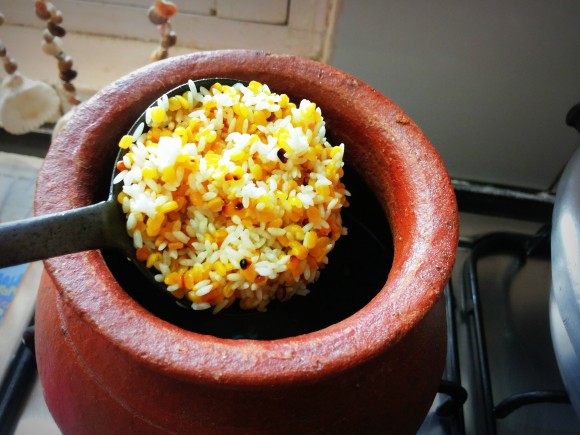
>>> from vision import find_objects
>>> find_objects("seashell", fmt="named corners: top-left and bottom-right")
top-left (0, 73), bottom-right (60, 135)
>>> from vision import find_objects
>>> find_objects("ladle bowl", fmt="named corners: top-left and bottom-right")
top-left (33, 50), bottom-right (458, 434)
top-left (0, 78), bottom-right (250, 309)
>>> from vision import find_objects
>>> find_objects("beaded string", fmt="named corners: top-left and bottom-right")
top-left (148, 0), bottom-right (178, 61)
top-left (34, 0), bottom-right (81, 106)
top-left (0, 13), bottom-right (19, 77)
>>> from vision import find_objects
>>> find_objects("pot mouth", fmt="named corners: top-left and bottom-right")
top-left (36, 50), bottom-right (458, 384)
top-left (102, 159), bottom-right (393, 340)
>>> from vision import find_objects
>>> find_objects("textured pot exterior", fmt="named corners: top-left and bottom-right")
top-left (34, 50), bottom-right (458, 434)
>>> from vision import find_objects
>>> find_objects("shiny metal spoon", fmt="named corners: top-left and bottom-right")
top-left (0, 78), bottom-right (246, 305)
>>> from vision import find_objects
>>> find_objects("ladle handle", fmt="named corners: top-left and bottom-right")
top-left (0, 200), bottom-right (121, 269)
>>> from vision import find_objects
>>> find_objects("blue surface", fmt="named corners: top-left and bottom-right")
top-left (0, 264), bottom-right (28, 324)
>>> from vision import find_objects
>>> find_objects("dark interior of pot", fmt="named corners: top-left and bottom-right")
top-left (102, 161), bottom-right (393, 340)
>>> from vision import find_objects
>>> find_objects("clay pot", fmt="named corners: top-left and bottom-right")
top-left (34, 50), bottom-right (458, 434)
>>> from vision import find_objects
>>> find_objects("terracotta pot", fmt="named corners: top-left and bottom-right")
top-left (34, 50), bottom-right (458, 434)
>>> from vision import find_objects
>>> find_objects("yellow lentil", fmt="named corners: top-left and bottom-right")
top-left (118, 135), bottom-right (133, 149)
top-left (150, 106), bottom-right (166, 125)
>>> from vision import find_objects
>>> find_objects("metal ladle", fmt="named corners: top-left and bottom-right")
top-left (0, 78), bottom-right (245, 306)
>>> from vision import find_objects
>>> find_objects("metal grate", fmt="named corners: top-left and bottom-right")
top-left (461, 229), bottom-right (572, 433)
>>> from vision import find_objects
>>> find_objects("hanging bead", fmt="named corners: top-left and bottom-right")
top-left (62, 82), bottom-right (76, 93)
top-left (43, 28), bottom-right (54, 42)
top-left (149, 0), bottom-right (178, 62)
top-left (57, 55), bottom-right (73, 72)
top-left (59, 69), bottom-right (77, 82)
top-left (155, 0), bottom-right (177, 19)
top-left (34, 1), bottom-right (51, 20)
top-left (148, 7), bottom-right (167, 25)
top-left (46, 3), bottom-right (58, 21)
top-left (50, 9), bottom-right (63, 24)
top-left (41, 39), bottom-right (62, 56)
top-left (66, 94), bottom-right (81, 105)
top-left (161, 30), bottom-right (177, 49)
top-left (3, 57), bottom-right (18, 75)
top-left (47, 21), bottom-right (66, 37)
top-left (34, 0), bottom-right (81, 107)
top-left (150, 46), bottom-right (168, 62)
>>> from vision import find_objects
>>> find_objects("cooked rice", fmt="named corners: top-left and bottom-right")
top-left (114, 80), bottom-right (349, 312)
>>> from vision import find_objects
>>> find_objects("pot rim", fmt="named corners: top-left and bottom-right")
top-left (35, 50), bottom-right (458, 386)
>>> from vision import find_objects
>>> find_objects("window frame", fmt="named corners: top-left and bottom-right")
top-left (0, 0), bottom-right (340, 61)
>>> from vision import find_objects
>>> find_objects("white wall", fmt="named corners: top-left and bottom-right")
top-left (330, 0), bottom-right (580, 190)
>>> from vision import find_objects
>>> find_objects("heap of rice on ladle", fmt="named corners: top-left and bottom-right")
top-left (114, 80), bottom-right (348, 313)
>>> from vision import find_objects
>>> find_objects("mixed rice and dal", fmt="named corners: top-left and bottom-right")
top-left (114, 80), bottom-right (348, 313)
